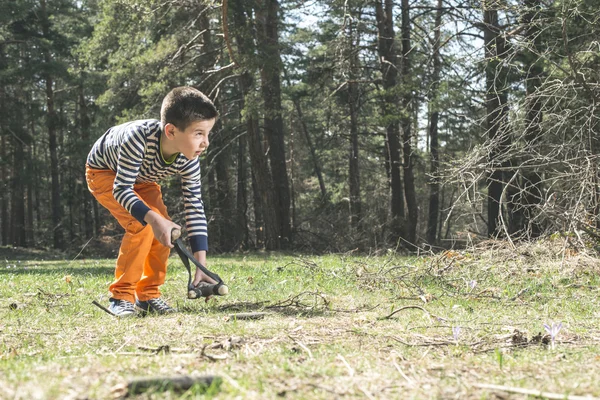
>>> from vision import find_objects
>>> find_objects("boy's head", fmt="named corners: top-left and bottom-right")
top-left (160, 86), bottom-right (219, 130)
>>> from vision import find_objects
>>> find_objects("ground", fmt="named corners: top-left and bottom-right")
top-left (1, 240), bottom-right (599, 399)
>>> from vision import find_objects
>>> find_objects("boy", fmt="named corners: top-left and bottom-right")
top-left (86, 86), bottom-right (218, 316)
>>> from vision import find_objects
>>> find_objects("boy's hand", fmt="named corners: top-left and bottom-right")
top-left (144, 210), bottom-right (180, 248)
top-left (192, 250), bottom-right (217, 286)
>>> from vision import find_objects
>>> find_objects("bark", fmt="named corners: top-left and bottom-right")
top-left (26, 175), bottom-right (34, 245)
top-left (25, 93), bottom-right (36, 246)
top-left (10, 131), bottom-right (26, 247)
top-left (41, 0), bottom-right (64, 249)
top-left (400, 0), bottom-right (418, 246)
top-left (251, 168), bottom-right (265, 248)
top-left (347, 20), bottom-right (362, 230)
top-left (516, 0), bottom-right (543, 237)
top-left (246, 105), bottom-right (279, 249)
top-left (0, 134), bottom-right (7, 246)
top-left (231, 0), bottom-right (280, 249)
top-left (426, 0), bottom-right (443, 245)
top-left (93, 200), bottom-right (101, 236)
top-left (236, 125), bottom-right (250, 249)
top-left (79, 83), bottom-right (94, 239)
top-left (0, 48), bottom-right (8, 246)
top-left (483, 3), bottom-right (510, 237)
top-left (255, 0), bottom-right (292, 247)
top-left (375, 0), bottom-right (404, 242)
top-left (211, 101), bottom-right (236, 252)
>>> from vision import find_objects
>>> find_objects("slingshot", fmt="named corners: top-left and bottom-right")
top-left (171, 229), bottom-right (229, 299)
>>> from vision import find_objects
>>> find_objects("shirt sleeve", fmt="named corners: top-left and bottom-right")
top-left (112, 124), bottom-right (151, 224)
top-left (180, 159), bottom-right (208, 252)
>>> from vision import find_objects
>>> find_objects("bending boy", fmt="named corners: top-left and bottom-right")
top-left (86, 86), bottom-right (218, 316)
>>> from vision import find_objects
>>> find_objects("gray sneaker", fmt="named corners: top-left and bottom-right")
top-left (108, 298), bottom-right (136, 317)
top-left (135, 297), bottom-right (176, 315)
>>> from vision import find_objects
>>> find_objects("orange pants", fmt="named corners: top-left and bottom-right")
top-left (86, 165), bottom-right (170, 303)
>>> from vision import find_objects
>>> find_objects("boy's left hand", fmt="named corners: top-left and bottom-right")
top-left (192, 250), bottom-right (217, 286)
top-left (144, 210), bottom-right (181, 248)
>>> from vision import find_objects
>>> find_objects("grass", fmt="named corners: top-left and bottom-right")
top-left (1, 240), bottom-right (600, 399)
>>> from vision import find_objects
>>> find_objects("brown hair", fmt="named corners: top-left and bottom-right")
top-left (160, 86), bottom-right (219, 130)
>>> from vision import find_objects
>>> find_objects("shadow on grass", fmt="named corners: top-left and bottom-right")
top-left (178, 307), bottom-right (328, 319)
top-left (177, 299), bottom-right (330, 318)
top-left (0, 246), bottom-right (66, 261)
top-left (0, 265), bottom-right (114, 277)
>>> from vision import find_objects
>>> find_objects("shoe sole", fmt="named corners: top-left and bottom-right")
top-left (135, 304), bottom-right (176, 315)
top-left (111, 310), bottom-right (136, 317)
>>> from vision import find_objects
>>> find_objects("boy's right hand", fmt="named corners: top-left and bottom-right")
top-left (144, 210), bottom-right (181, 248)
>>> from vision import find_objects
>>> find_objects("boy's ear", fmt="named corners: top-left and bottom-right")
top-left (164, 123), bottom-right (177, 139)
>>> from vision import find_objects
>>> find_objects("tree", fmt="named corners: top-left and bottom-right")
top-left (375, 0), bottom-right (405, 244)
top-left (426, 0), bottom-right (444, 246)
top-left (482, 0), bottom-right (510, 237)
top-left (346, 7), bottom-right (363, 231)
top-left (400, 0), bottom-right (418, 246)
top-left (230, 0), bottom-right (281, 250)
top-left (255, 0), bottom-right (292, 247)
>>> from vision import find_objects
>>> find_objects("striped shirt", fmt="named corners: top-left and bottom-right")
top-left (87, 119), bottom-right (208, 252)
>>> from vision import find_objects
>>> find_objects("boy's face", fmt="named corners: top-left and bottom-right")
top-left (167, 118), bottom-right (216, 160)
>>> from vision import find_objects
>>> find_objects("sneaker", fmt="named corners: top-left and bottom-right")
top-left (135, 297), bottom-right (176, 315)
top-left (108, 298), bottom-right (136, 317)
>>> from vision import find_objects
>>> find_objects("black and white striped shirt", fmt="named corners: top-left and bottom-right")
top-left (87, 119), bottom-right (208, 252)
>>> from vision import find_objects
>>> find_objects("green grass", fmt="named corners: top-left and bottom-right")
top-left (1, 241), bottom-right (600, 399)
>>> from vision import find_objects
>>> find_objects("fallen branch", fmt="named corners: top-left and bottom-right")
top-left (379, 305), bottom-right (442, 321)
top-left (267, 291), bottom-right (330, 311)
top-left (217, 300), bottom-right (269, 311)
top-left (200, 344), bottom-right (229, 361)
top-left (112, 375), bottom-right (221, 397)
top-left (226, 312), bottom-right (268, 321)
top-left (474, 383), bottom-right (599, 400)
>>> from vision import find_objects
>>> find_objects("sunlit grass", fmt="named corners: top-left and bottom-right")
top-left (1, 242), bottom-right (599, 399)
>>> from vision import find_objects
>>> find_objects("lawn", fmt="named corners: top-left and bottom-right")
top-left (1, 240), bottom-right (599, 399)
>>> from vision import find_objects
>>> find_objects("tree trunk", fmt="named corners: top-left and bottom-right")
top-left (483, 3), bottom-right (510, 237)
top-left (26, 174), bottom-right (34, 246)
top-left (231, 0), bottom-right (280, 249)
top-left (41, 0), bottom-right (64, 249)
top-left (400, 0), bottom-right (418, 247)
top-left (517, 0), bottom-right (544, 237)
top-left (10, 130), bottom-right (26, 247)
top-left (426, 0), bottom-right (443, 246)
top-left (375, 0), bottom-right (404, 244)
top-left (212, 101), bottom-right (236, 252)
top-left (347, 19), bottom-right (362, 231)
top-left (79, 83), bottom-right (94, 239)
top-left (25, 92), bottom-right (36, 246)
top-left (0, 47), bottom-right (9, 246)
top-left (255, 0), bottom-right (292, 247)
top-left (246, 104), bottom-right (279, 249)
top-left (236, 124), bottom-right (250, 250)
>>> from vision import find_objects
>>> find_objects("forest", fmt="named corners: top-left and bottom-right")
top-left (1, 0), bottom-right (599, 255)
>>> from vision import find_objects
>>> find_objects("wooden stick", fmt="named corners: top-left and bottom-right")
top-left (379, 305), bottom-right (440, 320)
top-left (92, 300), bottom-right (116, 317)
top-left (226, 312), bottom-right (268, 320)
top-left (126, 375), bottom-right (220, 395)
top-left (474, 383), bottom-right (599, 400)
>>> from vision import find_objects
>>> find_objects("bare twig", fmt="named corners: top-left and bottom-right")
top-left (474, 383), bottom-right (599, 400)
top-left (379, 305), bottom-right (436, 320)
